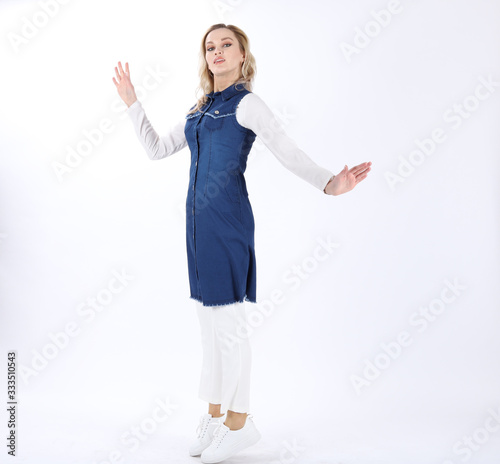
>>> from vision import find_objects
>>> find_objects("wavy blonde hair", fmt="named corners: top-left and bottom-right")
top-left (187, 23), bottom-right (257, 115)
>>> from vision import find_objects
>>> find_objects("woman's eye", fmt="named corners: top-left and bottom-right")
top-left (207, 43), bottom-right (231, 52)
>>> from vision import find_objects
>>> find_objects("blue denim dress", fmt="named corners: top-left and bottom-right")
top-left (184, 82), bottom-right (257, 307)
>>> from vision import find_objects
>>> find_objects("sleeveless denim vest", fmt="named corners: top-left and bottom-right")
top-left (184, 82), bottom-right (257, 306)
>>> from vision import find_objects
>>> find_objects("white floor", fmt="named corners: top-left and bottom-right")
top-left (9, 395), bottom-right (500, 464)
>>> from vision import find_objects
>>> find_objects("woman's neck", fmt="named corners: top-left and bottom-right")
top-left (213, 73), bottom-right (240, 93)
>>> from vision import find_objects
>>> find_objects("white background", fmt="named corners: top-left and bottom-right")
top-left (1, 0), bottom-right (499, 463)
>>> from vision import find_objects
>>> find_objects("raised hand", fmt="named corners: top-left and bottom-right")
top-left (325, 161), bottom-right (372, 196)
top-left (112, 61), bottom-right (138, 107)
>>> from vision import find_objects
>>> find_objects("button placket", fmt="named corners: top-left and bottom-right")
top-left (192, 97), bottom-right (214, 283)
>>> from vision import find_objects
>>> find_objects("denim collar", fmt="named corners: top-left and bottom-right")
top-left (205, 82), bottom-right (246, 101)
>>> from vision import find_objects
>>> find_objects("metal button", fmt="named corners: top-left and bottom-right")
top-left (214, 110), bottom-right (219, 114)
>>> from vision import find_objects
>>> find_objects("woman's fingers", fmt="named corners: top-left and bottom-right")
top-left (118, 61), bottom-right (125, 77)
top-left (118, 61), bottom-right (130, 80)
top-left (113, 61), bottom-right (130, 86)
top-left (350, 162), bottom-right (371, 176)
top-left (353, 165), bottom-right (371, 182)
top-left (352, 161), bottom-right (370, 171)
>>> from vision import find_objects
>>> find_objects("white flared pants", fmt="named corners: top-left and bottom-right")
top-left (194, 299), bottom-right (252, 414)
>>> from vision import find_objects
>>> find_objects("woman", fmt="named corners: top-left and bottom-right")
top-left (113, 23), bottom-right (371, 464)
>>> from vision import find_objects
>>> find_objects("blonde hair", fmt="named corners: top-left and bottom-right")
top-left (187, 23), bottom-right (256, 115)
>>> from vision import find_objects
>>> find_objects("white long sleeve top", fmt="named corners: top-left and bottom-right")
top-left (125, 93), bottom-right (335, 192)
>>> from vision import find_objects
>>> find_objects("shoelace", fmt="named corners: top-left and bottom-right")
top-left (211, 422), bottom-right (229, 448)
top-left (195, 415), bottom-right (211, 439)
top-left (210, 414), bottom-right (254, 448)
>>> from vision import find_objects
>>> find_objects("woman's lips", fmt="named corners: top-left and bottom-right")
top-left (214, 59), bottom-right (225, 64)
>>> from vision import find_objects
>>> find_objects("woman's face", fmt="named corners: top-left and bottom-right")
top-left (205, 28), bottom-right (245, 80)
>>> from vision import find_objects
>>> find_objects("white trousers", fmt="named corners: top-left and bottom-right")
top-left (194, 299), bottom-right (252, 414)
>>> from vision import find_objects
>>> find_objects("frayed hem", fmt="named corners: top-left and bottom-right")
top-left (190, 294), bottom-right (257, 307)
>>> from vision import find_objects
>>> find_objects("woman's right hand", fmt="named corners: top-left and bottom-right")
top-left (113, 61), bottom-right (137, 108)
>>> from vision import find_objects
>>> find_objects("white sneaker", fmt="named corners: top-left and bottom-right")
top-left (200, 414), bottom-right (261, 463)
top-left (188, 412), bottom-right (227, 457)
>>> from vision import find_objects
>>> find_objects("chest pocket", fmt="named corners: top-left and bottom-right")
top-left (185, 111), bottom-right (201, 130)
top-left (204, 110), bottom-right (231, 132)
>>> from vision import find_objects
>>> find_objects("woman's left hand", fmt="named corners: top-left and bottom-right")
top-left (324, 161), bottom-right (372, 196)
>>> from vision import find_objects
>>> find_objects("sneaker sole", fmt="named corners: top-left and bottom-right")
top-left (201, 428), bottom-right (261, 463)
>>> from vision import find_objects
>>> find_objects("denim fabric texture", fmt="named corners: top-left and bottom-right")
top-left (184, 82), bottom-right (257, 307)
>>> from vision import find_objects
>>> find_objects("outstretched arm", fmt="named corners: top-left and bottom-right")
top-left (236, 93), bottom-right (371, 195)
top-left (236, 93), bottom-right (335, 192)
